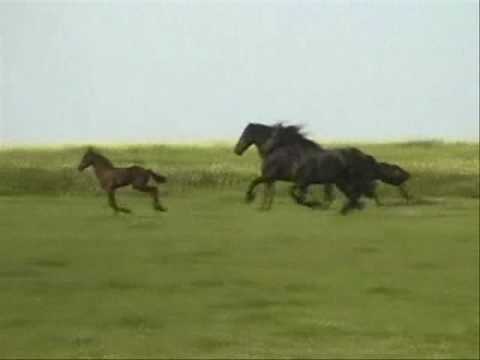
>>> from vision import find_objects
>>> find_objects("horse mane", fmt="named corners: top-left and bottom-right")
top-left (90, 149), bottom-right (114, 168)
top-left (246, 123), bottom-right (274, 141)
top-left (271, 124), bottom-right (322, 150)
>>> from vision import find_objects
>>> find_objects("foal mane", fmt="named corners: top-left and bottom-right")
top-left (90, 149), bottom-right (114, 168)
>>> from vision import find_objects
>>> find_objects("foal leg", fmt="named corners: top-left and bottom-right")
top-left (245, 177), bottom-right (265, 203)
top-left (133, 184), bottom-right (167, 212)
top-left (107, 191), bottom-right (131, 214)
top-left (398, 184), bottom-right (411, 203)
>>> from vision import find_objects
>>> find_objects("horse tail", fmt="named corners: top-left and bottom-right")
top-left (149, 170), bottom-right (167, 183)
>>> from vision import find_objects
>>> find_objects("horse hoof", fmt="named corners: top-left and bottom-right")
top-left (320, 201), bottom-right (332, 210)
top-left (356, 202), bottom-right (365, 210)
top-left (245, 193), bottom-right (255, 203)
top-left (155, 207), bottom-right (167, 212)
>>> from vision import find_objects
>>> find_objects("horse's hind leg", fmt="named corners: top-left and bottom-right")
top-left (108, 191), bottom-right (131, 214)
top-left (291, 184), bottom-right (320, 208)
top-left (322, 184), bottom-right (335, 208)
top-left (133, 184), bottom-right (167, 212)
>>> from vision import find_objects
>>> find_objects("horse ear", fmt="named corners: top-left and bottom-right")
top-left (86, 146), bottom-right (93, 153)
top-left (273, 122), bottom-right (283, 129)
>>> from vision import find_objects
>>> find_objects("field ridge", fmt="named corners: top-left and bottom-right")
top-left (0, 142), bottom-right (478, 198)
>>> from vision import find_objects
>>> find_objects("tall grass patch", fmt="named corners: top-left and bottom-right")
top-left (0, 142), bottom-right (478, 197)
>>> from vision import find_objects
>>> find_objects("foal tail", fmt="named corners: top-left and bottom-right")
top-left (149, 170), bottom-right (167, 183)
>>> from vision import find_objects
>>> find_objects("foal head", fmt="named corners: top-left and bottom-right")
top-left (78, 147), bottom-right (113, 171)
top-left (78, 147), bottom-right (96, 171)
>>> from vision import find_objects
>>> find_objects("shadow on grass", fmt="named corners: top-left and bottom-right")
top-left (0, 269), bottom-right (41, 278)
top-left (211, 297), bottom-right (313, 311)
top-left (366, 286), bottom-right (411, 300)
top-left (190, 279), bottom-right (225, 289)
top-left (1, 318), bottom-right (34, 329)
top-left (27, 258), bottom-right (69, 268)
top-left (411, 262), bottom-right (442, 270)
top-left (195, 337), bottom-right (236, 353)
top-left (353, 246), bottom-right (380, 254)
top-left (274, 321), bottom-right (357, 339)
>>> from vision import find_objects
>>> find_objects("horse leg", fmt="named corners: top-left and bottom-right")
top-left (322, 184), bottom-right (335, 208)
top-left (363, 183), bottom-right (382, 206)
top-left (290, 183), bottom-right (319, 208)
top-left (133, 184), bottom-right (167, 212)
top-left (245, 177), bottom-right (265, 203)
top-left (289, 184), bottom-right (299, 203)
top-left (107, 190), bottom-right (131, 214)
top-left (336, 182), bottom-right (363, 215)
top-left (398, 184), bottom-right (411, 203)
top-left (261, 181), bottom-right (275, 210)
top-left (373, 191), bottom-right (383, 206)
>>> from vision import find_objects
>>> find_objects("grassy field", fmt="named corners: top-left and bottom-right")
top-left (0, 142), bottom-right (478, 358)
top-left (0, 141), bottom-right (478, 198)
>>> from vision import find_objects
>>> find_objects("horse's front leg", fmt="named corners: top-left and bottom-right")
top-left (261, 181), bottom-right (275, 210)
top-left (363, 182), bottom-right (382, 206)
top-left (245, 176), bottom-right (265, 203)
top-left (372, 191), bottom-right (383, 206)
top-left (398, 184), bottom-right (411, 203)
top-left (322, 184), bottom-right (335, 208)
top-left (336, 181), bottom-right (364, 215)
top-left (107, 190), bottom-right (131, 214)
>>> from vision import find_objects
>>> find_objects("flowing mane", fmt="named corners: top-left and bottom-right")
top-left (269, 124), bottom-right (323, 151)
top-left (90, 149), bottom-right (114, 168)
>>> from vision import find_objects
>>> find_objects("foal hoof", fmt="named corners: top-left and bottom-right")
top-left (155, 206), bottom-right (167, 212)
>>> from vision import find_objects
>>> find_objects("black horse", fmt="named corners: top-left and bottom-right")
top-left (367, 162), bottom-right (411, 204)
top-left (265, 125), bottom-right (412, 213)
top-left (263, 125), bottom-right (382, 214)
top-left (233, 123), bottom-right (333, 208)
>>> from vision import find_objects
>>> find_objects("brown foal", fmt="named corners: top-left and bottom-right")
top-left (78, 147), bottom-right (167, 214)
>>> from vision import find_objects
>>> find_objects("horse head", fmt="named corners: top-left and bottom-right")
top-left (234, 123), bottom-right (275, 156)
top-left (77, 147), bottom-right (95, 171)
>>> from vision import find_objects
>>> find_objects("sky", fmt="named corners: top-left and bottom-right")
top-left (0, 0), bottom-right (478, 145)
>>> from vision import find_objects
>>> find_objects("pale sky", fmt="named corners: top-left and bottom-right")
top-left (0, 1), bottom-right (478, 144)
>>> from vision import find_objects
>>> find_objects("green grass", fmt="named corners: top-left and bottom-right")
top-left (0, 191), bottom-right (478, 358)
top-left (0, 141), bottom-right (478, 358)
top-left (0, 141), bottom-right (478, 197)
